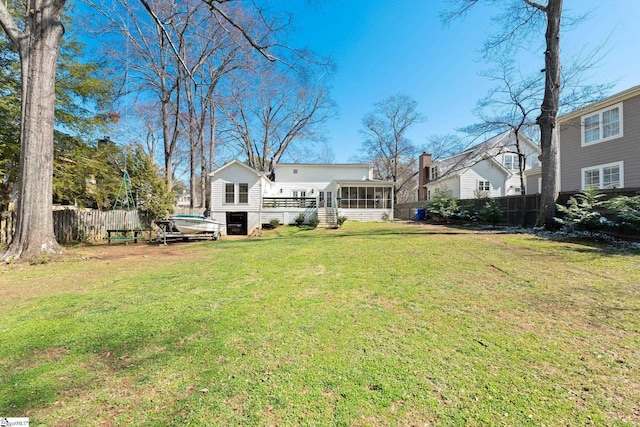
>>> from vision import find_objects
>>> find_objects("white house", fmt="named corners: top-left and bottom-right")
top-left (209, 160), bottom-right (395, 235)
top-left (420, 130), bottom-right (542, 200)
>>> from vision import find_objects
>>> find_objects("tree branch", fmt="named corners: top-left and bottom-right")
top-left (138, 0), bottom-right (195, 82)
top-left (203, 0), bottom-right (278, 62)
top-left (0, 2), bottom-right (22, 45)
top-left (523, 0), bottom-right (546, 12)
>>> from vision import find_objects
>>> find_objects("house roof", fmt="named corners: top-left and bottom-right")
top-left (558, 85), bottom-right (640, 122)
top-left (210, 160), bottom-right (264, 177)
top-left (428, 130), bottom-right (538, 184)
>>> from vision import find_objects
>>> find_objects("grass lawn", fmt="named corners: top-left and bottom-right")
top-left (1, 221), bottom-right (639, 426)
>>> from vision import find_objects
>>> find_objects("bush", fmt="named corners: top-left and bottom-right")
top-left (293, 213), bottom-right (306, 226)
top-left (308, 217), bottom-right (319, 228)
top-left (426, 188), bottom-right (459, 222)
top-left (269, 218), bottom-right (280, 229)
top-left (606, 195), bottom-right (640, 230)
top-left (555, 188), bottom-right (608, 232)
top-left (457, 201), bottom-right (477, 222)
top-left (478, 199), bottom-right (502, 225)
top-left (336, 215), bottom-right (347, 227)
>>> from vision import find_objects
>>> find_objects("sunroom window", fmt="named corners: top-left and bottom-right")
top-left (339, 186), bottom-right (391, 209)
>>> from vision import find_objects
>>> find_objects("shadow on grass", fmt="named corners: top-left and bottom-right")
top-left (220, 222), bottom-right (640, 257)
top-left (1, 296), bottom-right (218, 417)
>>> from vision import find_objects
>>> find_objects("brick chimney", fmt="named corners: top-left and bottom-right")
top-left (418, 152), bottom-right (432, 201)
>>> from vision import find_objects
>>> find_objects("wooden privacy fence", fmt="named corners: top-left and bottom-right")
top-left (1, 209), bottom-right (143, 245)
top-left (396, 195), bottom-right (542, 226)
top-left (397, 188), bottom-right (640, 231)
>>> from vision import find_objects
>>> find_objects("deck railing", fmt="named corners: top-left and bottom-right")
top-left (262, 197), bottom-right (317, 208)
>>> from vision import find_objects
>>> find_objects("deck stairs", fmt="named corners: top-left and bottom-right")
top-left (317, 207), bottom-right (338, 227)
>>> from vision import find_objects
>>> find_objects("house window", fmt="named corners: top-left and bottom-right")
top-left (340, 186), bottom-right (391, 209)
top-left (225, 183), bottom-right (235, 204)
top-left (478, 181), bottom-right (491, 192)
top-left (430, 166), bottom-right (438, 180)
top-left (238, 183), bottom-right (248, 204)
top-left (581, 103), bottom-right (623, 146)
top-left (503, 154), bottom-right (518, 171)
top-left (528, 155), bottom-right (541, 169)
top-left (581, 161), bottom-right (623, 190)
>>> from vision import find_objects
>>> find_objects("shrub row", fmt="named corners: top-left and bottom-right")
top-left (424, 186), bottom-right (640, 234)
top-left (555, 188), bottom-right (640, 233)
top-left (425, 188), bottom-right (503, 225)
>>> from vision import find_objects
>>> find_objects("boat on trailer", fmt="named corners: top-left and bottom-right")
top-left (155, 214), bottom-right (223, 244)
top-left (170, 214), bottom-right (221, 234)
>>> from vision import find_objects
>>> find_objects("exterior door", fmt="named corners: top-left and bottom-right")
top-left (319, 191), bottom-right (332, 208)
top-left (226, 211), bottom-right (248, 235)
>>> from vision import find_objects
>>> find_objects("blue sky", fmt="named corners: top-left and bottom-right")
top-left (271, 0), bottom-right (640, 162)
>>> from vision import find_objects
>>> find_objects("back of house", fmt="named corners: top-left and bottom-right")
top-left (209, 161), bottom-right (394, 236)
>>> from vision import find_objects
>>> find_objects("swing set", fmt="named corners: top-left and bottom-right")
top-left (104, 166), bottom-right (144, 244)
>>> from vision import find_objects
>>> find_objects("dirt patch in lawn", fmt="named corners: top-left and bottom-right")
top-left (0, 240), bottom-right (222, 300)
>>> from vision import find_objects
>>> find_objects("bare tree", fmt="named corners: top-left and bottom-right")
top-left (445, 0), bottom-right (564, 228)
top-left (0, 0), bottom-right (322, 260)
top-left (359, 94), bottom-right (425, 204)
top-left (423, 134), bottom-right (466, 161)
top-left (461, 61), bottom-right (543, 226)
top-left (0, 0), bottom-right (66, 260)
top-left (217, 62), bottom-right (336, 172)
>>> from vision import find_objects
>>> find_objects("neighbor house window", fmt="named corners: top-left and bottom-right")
top-left (238, 183), bottom-right (248, 204)
top-left (340, 186), bottom-right (391, 209)
top-left (581, 161), bottom-right (623, 190)
top-left (225, 183), bottom-right (235, 204)
top-left (478, 181), bottom-right (490, 192)
top-left (503, 154), bottom-right (518, 171)
top-left (581, 103), bottom-right (623, 146)
top-left (528, 155), bottom-right (541, 169)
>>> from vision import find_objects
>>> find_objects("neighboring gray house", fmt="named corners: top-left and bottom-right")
top-left (420, 129), bottom-right (541, 200)
top-left (559, 85), bottom-right (640, 191)
top-left (209, 160), bottom-right (394, 235)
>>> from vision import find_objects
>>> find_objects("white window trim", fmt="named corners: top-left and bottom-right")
top-left (477, 180), bottom-right (491, 192)
top-left (503, 153), bottom-right (518, 171)
top-left (580, 102), bottom-right (624, 147)
top-left (238, 183), bottom-right (249, 205)
top-left (224, 182), bottom-right (235, 205)
top-left (581, 161), bottom-right (624, 190)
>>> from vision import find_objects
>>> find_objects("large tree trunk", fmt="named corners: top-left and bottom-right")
top-left (535, 0), bottom-right (562, 229)
top-left (1, 0), bottom-right (66, 261)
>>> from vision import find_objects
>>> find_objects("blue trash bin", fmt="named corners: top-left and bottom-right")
top-left (414, 208), bottom-right (425, 221)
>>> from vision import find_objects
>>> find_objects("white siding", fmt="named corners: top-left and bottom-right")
top-left (210, 162), bottom-right (267, 235)
top-left (265, 181), bottom-right (337, 197)
top-left (460, 161), bottom-right (507, 198)
top-left (425, 176), bottom-right (460, 200)
top-left (338, 209), bottom-right (393, 222)
top-left (276, 164), bottom-right (372, 182)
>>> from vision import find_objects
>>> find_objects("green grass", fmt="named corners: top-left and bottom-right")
top-left (1, 222), bottom-right (639, 425)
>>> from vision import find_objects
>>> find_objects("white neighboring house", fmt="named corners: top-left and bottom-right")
top-left (421, 130), bottom-right (542, 200)
top-left (209, 160), bottom-right (394, 235)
